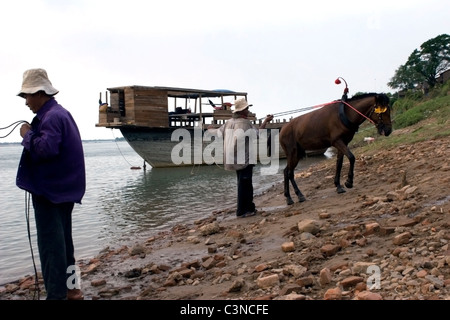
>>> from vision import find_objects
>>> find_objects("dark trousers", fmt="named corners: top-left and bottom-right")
top-left (236, 164), bottom-right (256, 216)
top-left (32, 195), bottom-right (75, 300)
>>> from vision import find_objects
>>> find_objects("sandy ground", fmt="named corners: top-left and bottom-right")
top-left (1, 130), bottom-right (449, 301)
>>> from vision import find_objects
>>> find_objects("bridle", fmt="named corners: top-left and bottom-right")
top-left (367, 103), bottom-right (390, 131)
top-left (335, 77), bottom-right (389, 130)
top-left (341, 99), bottom-right (389, 128)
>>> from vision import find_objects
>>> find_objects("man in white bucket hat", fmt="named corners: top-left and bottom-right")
top-left (232, 97), bottom-right (253, 113)
top-left (217, 98), bottom-right (273, 218)
top-left (17, 68), bottom-right (59, 98)
top-left (16, 68), bottom-right (86, 300)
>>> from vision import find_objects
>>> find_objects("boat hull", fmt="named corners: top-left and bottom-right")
top-left (120, 127), bottom-right (326, 168)
top-left (120, 127), bottom-right (281, 168)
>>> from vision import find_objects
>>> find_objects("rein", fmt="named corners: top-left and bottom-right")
top-left (333, 79), bottom-right (388, 132)
top-left (263, 96), bottom-right (384, 130)
top-left (340, 100), bottom-right (376, 126)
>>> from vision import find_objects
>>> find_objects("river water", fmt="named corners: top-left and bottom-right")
top-left (0, 140), bottom-right (331, 285)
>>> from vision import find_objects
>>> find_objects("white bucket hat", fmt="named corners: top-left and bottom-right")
top-left (233, 98), bottom-right (252, 113)
top-left (17, 68), bottom-right (59, 98)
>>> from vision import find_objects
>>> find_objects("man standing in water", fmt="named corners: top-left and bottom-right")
top-left (217, 98), bottom-right (273, 218)
top-left (16, 68), bottom-right (86, 300)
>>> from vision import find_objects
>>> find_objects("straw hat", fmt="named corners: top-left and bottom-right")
top-left (17, 68), bottom-right (59, 98)
top-left (233, 98), bottom-right (252, 113)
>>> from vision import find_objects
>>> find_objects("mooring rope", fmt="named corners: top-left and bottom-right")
top-left (111, 129), bottom-right (142, 169)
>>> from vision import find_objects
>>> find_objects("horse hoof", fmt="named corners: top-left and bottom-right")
top-left (298, 195), bottom-right (306, 202)
top-left (287, 199), bottom-right (294, 206)
top-left (345, 181), bottom-right (353, 188)
top-left (337, 187), bottom-right (346, 194)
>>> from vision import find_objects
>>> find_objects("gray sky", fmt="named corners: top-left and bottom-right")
top-left (1, 0), bottom-right (448, 142)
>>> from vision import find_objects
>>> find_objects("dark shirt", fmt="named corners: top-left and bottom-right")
top-left (16, 98), bottom-right (86, 204)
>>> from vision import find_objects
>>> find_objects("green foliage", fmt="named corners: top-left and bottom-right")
top-left (392, 81), bottom-right (449, 129)
top-left (392, 98), bottom-right (417, 114)
top-left (431, 80), bottom-right (450, 99)
top-left (388, 34), bottom-right (450, 90)
top-left (394, 107), bottom-right (427, 128)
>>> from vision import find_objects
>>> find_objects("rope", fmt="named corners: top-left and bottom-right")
top-left (111, 129), bottom-right (141, 169)
top-left (190, 163), bottom-right (201, 175)
top-left (260, 99), bottom-right (378, 126)
top-left (341, 100), bottom-right (376, 125)
top-left (0, 120), bottom-right (29, 139)
top-left (257, 101), bottom-right (336, 121)
top-left (1, 120), bottom-right (40, 298)
top-left (25, 191), bottom-right (41, 300)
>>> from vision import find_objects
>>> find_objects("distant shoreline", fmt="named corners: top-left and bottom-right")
top-left (0, 138), bottom-right (126, 145)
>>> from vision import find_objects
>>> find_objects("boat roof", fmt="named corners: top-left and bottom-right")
top-left (106, 85), bottom-right (247, 99)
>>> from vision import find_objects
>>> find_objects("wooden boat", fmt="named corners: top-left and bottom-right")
top-left (95, 85), bottom-right (326, 168)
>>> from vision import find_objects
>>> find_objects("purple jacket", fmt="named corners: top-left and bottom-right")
top-left (16, 98), bottom-right (86, 204)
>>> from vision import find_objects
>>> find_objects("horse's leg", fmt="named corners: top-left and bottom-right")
top-left (334, 152), bottom-right (346, 194)
top-left (344, 150), bottom-right (355, 189)
top-left (292, 170), bottom-right (306, 203)
top-left (283, 147), bottom-right (305, 205)
top-left (282, 141), bottom-right (295, 205)
top-left (283, 165), bottom-right (294, 205)
top-left (333, 140), bottom-right (356, 193)
top-left (290, 147), bottom-right (306, 203)
top-left (285, 165), bottom-right (306, 204)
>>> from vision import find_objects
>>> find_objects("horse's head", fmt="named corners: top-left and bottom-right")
top-left (369, 94), bottom-right (392, 136)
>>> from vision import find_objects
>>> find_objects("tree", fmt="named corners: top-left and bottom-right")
top-left (388, 34), bottom-right (450, 91)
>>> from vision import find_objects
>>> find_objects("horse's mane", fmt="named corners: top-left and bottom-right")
top-left (348, 92), bottom-right (389, 105)
top-left (348, 92), bottom-right (378, 101)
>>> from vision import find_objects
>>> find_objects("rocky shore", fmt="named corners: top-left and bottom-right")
top-left (1, 135), bottom-right (449, 301)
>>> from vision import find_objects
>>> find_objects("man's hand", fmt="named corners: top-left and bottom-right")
top-left (20, 123), bottom-right (31, 138)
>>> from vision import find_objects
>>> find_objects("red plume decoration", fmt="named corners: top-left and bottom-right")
top-left (335, 77), bottom-right (349, 98)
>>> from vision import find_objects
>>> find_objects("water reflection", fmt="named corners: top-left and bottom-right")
top-left (97, 150), bottom-right (332, 244)
top-left (97, 164), bottom-right (236, 242)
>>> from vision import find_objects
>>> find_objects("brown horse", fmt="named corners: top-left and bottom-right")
top-left (279, 93), bottom-right (393, 205)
